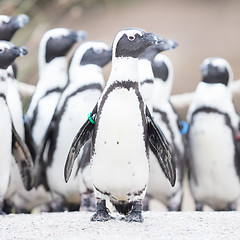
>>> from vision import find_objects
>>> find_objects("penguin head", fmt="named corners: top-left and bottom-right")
top-left (0, 40), bottom-right (28, 69)
top-left (140, 39), bottom-right (178, 61)
top-left (0, 14), bottom-right (29, 41)
top-left (200, 57), bottom-right (233, 86)
top-left (112, 28), bottom-right (165, 59)
top-left (69, 41), bottom-right (111, 80)
top-left (40, 28), bottom-right (87, 64)
top-left (78, 41), bottom-right (112, 67)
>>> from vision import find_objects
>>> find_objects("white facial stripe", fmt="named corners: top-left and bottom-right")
top-left (0, 15), bottom-right (10, 25)
top-left (0, 41), bottom-right (11, 50)
top-left (45, 28), bottom-right (70, 39)
top-left (92, 42), bottom-right (110, 53)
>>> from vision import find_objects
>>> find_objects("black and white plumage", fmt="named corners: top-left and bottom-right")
top-left (0, 41), bottom-right (34, 214)
top-left (35, 41), bottom-right (111, 210)
top-left (64, 28), bottom-right (176, 222)
top-left (25, 28), bottom-right (87, 159)
top-left (140, 50), bottom-right (186, 211)
top-left (187, 57), bottom-right (240, 211)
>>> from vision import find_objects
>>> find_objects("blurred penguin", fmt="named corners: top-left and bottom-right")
top-left (35, 41), bottom-right (111, 211)
top-left (187, 57), bottom-right (240, 211)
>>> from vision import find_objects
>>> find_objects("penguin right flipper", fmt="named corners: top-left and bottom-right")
top-left (11, 123), bottom-right (35, 191)
top-left (64, 104), bottom-right (97, 183)
top-left (146, 107), bottom-right (176, 187)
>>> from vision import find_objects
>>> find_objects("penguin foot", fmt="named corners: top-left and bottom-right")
top-left (125, 200), bottom-right (144, 223)
top-left (81, 193), bottom-right (96, 212)
top-left (91, 200), bottom-right (114, 222)
top-left (195, 202), bottom-right (203, 211)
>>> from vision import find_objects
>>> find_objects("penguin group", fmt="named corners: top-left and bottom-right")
top-left (0, 13), bottom-right (240, 223)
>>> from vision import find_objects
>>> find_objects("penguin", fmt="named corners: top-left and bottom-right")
top-left (0, 40), bottom-right (34, 214)
top-left (0, 14), bottom-right (29, 40)
top-left (25, 28), bottom-right (87, 159)
top-left (35, 41), bottom-right (111, 211)
top-left (187, 57), bottom-right (240, 211)
top-left (64, 28), bottom-right (176, 222)
top-left (140, 51), bottom-right (186, 211)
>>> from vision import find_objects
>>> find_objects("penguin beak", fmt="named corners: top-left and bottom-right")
top-left (12, 14), bottom-right (29, 29)
top-left (13, 46), bottom-right (28, 57)
top-left (156, 39), bottom-right (179, 52)
top-left (70, 30), bottom-right (87, 42)
top-left (143, 32), bottom-right (164, 46)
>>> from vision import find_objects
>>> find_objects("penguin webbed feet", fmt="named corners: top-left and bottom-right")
top-left (91, 199), bottom-right (114, 222)
top-left (124, 200), bottom-right (144, 223)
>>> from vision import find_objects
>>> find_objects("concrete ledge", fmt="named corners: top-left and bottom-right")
top-left (0, 211), bottom-right (239, 239)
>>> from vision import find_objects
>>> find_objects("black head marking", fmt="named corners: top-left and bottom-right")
top-left (0, 41), bottom-right (28, 69)
top-left (0, 14), bottom-right (29, 41)
top-left (200, 58), bottom-right (230, 86)
top-left (115, 28), bottom-right (163, 58)
top-left (152, 59), bottom-right (169, 81)
top-left (45, 30), bottom-right (86, 63)
top-left (80, 47), bottom-right (112, 67)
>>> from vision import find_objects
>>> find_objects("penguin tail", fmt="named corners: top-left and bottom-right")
top-left (113, 202), bottom-right (133, 215)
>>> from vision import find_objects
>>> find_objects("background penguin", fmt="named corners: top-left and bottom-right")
top-left (25, 27), bottom-right (87, 161)
top-left (142, 52), bottom-right (186, 211)
top-left (64, 28), bottom-right (176, 222)
top-left (35, 41), bottom-right (111, 211)
top-left (187, 57), bottom-right (240, 211)
top-left (0, 14), bottom-right (30, 213)
top-left (0, 40), bottom-right (34, 214)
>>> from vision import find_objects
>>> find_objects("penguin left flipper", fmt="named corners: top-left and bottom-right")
top-left (64, 104), bottom-right (97, 183)
top-left (11, 123), bottom-right (35, 191)
top-left (146, 107), bottom-right (176, 187)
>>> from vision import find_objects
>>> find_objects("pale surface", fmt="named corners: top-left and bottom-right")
top-left (0, 211), bottom-right (239, 240)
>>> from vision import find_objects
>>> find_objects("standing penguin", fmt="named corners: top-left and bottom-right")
top-left (36, 41), bottom-right (111, 211)
top-left (0, 40), bottom-right (34, 214)
top-left (0, 13), bottom-right (29, 139)
top-left (25, 28), bottom-right (86, 159)
top-left (187, 57), bottom-right (240, 211)
top-left (64, 28), bottom-right (176, 222)
top-left (142, 52), bottom-right (186, 211)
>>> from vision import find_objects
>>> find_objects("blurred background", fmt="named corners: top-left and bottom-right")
top-left (1, 0), bottom-right (240, 96)
top-left (2, 0), bottom-right (240, 211)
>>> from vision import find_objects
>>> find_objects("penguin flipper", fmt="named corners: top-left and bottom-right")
top-left (146, 107), bottom-right (176, 187)
top-left (24, 115), bottom-right (37, 159)
top-left (64, 105), bottom-right (97, 182)
top-left (11, 123), bottom-right (35, 191)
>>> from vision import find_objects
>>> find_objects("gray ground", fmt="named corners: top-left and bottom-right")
top-left (0, 211), bottom-right (240, 240)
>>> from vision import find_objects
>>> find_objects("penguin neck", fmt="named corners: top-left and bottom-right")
top-left (108, 57), bottom-right (140, 86)
top-left (0, 69), bottom-right (8, 95)
top-left (38, 57), bottom-right (68, 87)
top-left (138, 59), bottom-right (154, 83)
top-left (69, 64), bottom-right (104, 87)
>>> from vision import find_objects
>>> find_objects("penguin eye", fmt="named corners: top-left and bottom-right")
top-left (0, 47), bottom-right (4, 53)
top-left (128, 35), bottom-right (135, 41)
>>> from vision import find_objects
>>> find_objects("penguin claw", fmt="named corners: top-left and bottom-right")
top-left (91, 210), bottom-right (115, 222)
top-left (125, 212), bottom-right (144, 223)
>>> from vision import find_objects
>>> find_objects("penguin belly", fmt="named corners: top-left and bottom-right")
top-left (189, 112), bottom-right (240, 209)
top-left (32, 93), bottom-right (61, 146)
top-left (0, 105), bottom-right (12, 198)
top-left (91, 88), bottom-right (149, 203)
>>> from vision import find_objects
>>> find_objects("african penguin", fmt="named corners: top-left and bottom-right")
top-left (0, 41), bottom-right (34, 214)
top-left (139, 39), bottom-right (178, 113)
top-left (64, 28), bottom-right (176, 222)
top-left (35, 41), bottom-right (111, 211)
top-left (187, 57), bottom-right (240, 211)
top-left (142, 52), bottom-right (186, 211)
top-left (25, 28), bottom-right (86, 158)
